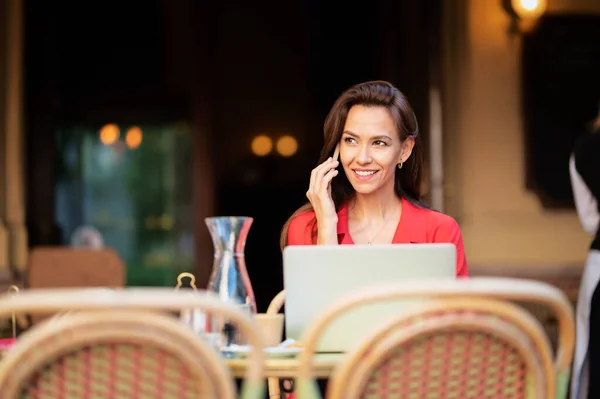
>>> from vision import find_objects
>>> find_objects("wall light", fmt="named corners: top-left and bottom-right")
top-left (99, 124), bottom-right (120, 145)
top-left (251, 135), bottom-right (273, 156)
top-left (276, 135), bottom-right (298, 157)
top-left (512, 0), bottom-right (547, 19)
top-left (502, 0), bottom-right (547, 34)
top-left (125, 126), bottom-right (143, 149)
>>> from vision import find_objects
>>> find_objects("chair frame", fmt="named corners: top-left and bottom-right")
top-left (0, 310), bottom-right (232, 398)
top-left (295, 278), bottom-right (575, 399)
top-left (0, 288), bottom-right (267, 399)
top-left (329, 297), bottom-right (554, 398)
top-left (267, 290), bottom-right (287, 398)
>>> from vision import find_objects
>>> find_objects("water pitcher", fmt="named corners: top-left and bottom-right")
top-left (205, 216), bottom-right (257, 346)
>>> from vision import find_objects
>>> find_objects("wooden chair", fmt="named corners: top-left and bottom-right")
top-left (294, 278), bottom-right (575, 399)
top-left (267, 290), bottom-right (287, 398)
top-left (26, 247), bottom-right (125, 326)
top-left (27, 247), bottom-right (125, 290)
top-left (0, 288), bottom-right (266, 399)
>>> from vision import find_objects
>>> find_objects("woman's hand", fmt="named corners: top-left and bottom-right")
top-left (306, 157), bottom-right (339, 244)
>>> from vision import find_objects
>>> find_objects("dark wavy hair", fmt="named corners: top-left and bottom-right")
top-left (280, 80), bottom-right (423, 249)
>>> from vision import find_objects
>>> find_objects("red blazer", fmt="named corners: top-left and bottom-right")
top-left (287, 197), bottom-right (469, 277)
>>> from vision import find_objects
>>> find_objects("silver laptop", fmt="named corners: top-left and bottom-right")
top-left (283, 244), bottom-right (456, 353)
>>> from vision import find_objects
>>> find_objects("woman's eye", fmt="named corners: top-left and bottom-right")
top-left (373, 140), bottom-right (388, 146)
top-left (343, 137), bottom-right (356, 144)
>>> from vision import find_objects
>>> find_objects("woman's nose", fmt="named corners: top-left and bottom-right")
top-left (357, 145), bottom-right (372, 164)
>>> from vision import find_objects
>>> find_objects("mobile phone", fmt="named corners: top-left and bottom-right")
top-left (332, 143), bottom-right (340, 162)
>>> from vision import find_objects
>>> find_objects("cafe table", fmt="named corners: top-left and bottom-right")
top-left (224, 352), bottom-right (343, 378)
top-left (0, 345), bottom-right (343, 379)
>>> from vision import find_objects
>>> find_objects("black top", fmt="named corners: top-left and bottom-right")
top-left (573, 132), bottom-right (600, 250)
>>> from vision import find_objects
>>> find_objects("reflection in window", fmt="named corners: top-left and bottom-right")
top-left (55, 122), bottom-right (194, 286)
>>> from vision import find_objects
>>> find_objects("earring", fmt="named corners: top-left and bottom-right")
top-left (397, 161), bottom-right (403, 169)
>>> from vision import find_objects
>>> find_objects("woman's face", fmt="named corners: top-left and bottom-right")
top-left (339, 105), bottom-right (414, 195)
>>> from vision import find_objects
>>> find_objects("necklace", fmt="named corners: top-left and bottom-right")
top-left (366, 217), bottom-right (394, 245)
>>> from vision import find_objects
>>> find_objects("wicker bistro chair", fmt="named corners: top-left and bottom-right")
top-left (294, 278), bottom-right (575, 399)
top-left (0, 288), bottom-right (266, 399)
top-left (266, 290), bottom-right (287, 398)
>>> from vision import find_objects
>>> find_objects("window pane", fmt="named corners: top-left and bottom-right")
top-left (55, 122), bottom-right (194, 286)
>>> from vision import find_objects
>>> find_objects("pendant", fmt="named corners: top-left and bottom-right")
top-left (368, 242), bottom-right (371, 246)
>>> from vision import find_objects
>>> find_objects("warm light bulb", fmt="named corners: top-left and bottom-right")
top-left (99, 124), bottom-right (120, 145)
top-left (521, 0), bottom-right (538, 11)
top-left (125, 126), bottom-right (143, 149)
top-left (251, 135), bottom-right (273, 156)
top-left (276, 135), bottom-right (298, 157)
top-left (511, 0), bottom-right (547, 18)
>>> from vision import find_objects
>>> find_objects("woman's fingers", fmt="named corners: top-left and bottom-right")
top-left (308, 159), bottom-right (330, 196)
top-left (319, 168), bottom-right (339, 193)
top-left (307, 158), bottom-right (339, 202)
top-left (312, 159), bottom-right (338, 190)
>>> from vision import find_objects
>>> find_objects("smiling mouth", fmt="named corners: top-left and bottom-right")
top-left (352, 169), bottom-right (379, 180)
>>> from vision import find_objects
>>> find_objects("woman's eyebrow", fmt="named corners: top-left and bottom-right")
top-left (342, 131), bottom-right (393, 141)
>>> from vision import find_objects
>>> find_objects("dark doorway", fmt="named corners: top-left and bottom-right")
top-left (24, 0), bottom-right (441, 311)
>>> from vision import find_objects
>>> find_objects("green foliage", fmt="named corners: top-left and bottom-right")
top-left (55, 122), bottom-right (195, 287)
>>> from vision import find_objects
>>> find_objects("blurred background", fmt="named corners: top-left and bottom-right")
top-left (0, 0), bottom-right (599, 311)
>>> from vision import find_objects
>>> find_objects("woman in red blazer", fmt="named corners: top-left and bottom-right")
top-left (279, 81), bottom-right (468, 398)
top-left (280, 80), bottom-right (468, 277)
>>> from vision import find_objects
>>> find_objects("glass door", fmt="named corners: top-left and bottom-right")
top-left (55, 121), bottom-right (194, 286)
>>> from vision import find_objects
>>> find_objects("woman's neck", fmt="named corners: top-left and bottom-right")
top-left (348, 190), bottom-right (402, 224)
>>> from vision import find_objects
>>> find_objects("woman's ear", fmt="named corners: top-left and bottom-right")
top-left (400, 136), bottom-right (415, 162)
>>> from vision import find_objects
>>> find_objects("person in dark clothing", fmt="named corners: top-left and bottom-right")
top-left (569, 111), bottom-right (600, 399)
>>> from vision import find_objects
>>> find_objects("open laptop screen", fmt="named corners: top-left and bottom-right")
top-left (283, 244), bottom-right (456, 353)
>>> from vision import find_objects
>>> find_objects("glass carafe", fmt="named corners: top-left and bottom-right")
top-left (205, 216), bottom-right (257, 346)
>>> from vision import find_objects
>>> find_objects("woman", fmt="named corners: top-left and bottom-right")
top-left (281, 81), bottom-right (468, 277)
top-left (569, 114), bottom-right (600, 399)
